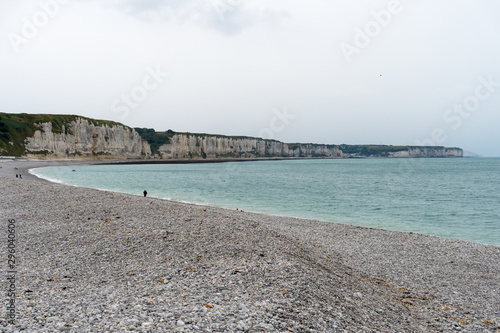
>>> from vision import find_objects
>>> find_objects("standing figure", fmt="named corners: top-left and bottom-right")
top-left (143, 190), bottom-right (147, 197)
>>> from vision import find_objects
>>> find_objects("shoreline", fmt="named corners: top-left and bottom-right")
top-left (0, 159), bottom-right (108, 183)
top-left (1, 158), bottom-right (303, 184)
top-left (6, 158), bottom-right (500, 247)
top-left (27, 167), bottom-right (500, 248)
top-left (1, 159), bottom-right (499, 331)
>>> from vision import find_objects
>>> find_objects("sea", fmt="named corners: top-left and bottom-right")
top-left (30, 158), bottom-right (500, 246)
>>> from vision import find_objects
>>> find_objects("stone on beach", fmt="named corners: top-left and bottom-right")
top-left (0, 161), bottom-right (499, 331)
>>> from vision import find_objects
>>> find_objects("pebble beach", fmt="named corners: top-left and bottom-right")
top-left (0, 160), bottom-right (499, 332)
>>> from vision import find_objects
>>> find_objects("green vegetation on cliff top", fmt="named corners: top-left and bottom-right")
top-left (134, 128), bottom-right (281, 156)
top-left (134, 128), bottom-right (175, 155)
top-left (1, 113), bottom-right (461, 158)
top-left (0, 113), bottom-right (130, 156)
top-left (339, 144), bottom-right (410, 157)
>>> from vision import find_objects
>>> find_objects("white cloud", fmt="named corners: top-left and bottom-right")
top-left (84, 0), bottom-right (291, 35)
top-left (1, 0), bottom-right (499, 156)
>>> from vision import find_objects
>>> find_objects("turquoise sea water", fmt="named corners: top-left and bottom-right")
top-left (31, 158), bottom-right (500, 246)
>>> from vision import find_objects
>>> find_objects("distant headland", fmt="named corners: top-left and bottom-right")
top-left (0, 113), bottom-right (463, 160)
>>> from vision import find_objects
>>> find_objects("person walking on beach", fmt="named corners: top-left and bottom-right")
top-left (143, 190), bottom-right (147, 197)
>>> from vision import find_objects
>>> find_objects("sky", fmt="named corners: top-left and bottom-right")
top-left (1, 0), bottom-right (499, 156)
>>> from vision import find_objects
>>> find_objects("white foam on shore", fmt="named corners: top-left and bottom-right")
top-left (28, 166), bottom-right (334, 222)
top-left (29, 168), bottom-right (66, 184)
top-left (29, 166), bottom-right (200, 204)
top-left (29, 167), bottom-right (130, 193)
top-left (28, 166), bottom-right (278, 217)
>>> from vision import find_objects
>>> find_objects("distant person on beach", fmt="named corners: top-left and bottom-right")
top-left (143, 190), bottom-right (147, 197)
top-left (19, 174), bottom-right (22, 179)
top-left (16, 174), bottom-right (18, 178)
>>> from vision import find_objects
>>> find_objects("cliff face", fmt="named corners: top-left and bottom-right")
top-left (444, 148), bottom-right (463, 157)
top-left (156, 134), bottom-right (344, 159)
top-left (22, 128), bottom-right (465, 160)
top-left (155, 134), bottom-right (462, 159)
top-left (389, 147), bottom-right (463, 158)
top-left (24, 118), bottom-right (144, 159)
top-left (0, 113), bottom-right (464, 160)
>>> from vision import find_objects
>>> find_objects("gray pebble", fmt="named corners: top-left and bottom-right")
top-left (1, 175), bottom-right (499, 332)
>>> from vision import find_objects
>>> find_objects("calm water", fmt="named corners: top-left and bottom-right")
top-left (31, 158), bottom-right (500, 246)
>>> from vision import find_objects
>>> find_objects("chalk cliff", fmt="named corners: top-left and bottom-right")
top-left (0, 114), bottom-right (145, 159)
top-left (24, 119), bottom-right (144, 159)
top-left (155, 134), bottom-right (462, 159)
top-left (0, 113), bottom-right (463, 160)
top-left (156, 134), bottom-right (344, 159)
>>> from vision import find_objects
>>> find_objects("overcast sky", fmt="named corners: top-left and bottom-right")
top-left (1, 0), bottom-right (499, 156)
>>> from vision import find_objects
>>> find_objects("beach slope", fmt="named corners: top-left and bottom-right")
top-left (0, 163), bottom-right (498, 331)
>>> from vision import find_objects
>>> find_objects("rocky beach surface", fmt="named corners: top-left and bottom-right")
top-left (0, 160), bottom-right (499, 332)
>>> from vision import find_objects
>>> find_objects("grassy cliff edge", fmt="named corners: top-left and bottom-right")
top-left (0, 113), bottom-right (131, 156)
top-left (0, 113), bottom-right (463, 159)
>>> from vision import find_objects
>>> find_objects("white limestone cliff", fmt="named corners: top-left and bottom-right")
top-left (24, 118), bottom-right (144, 159)
top-left (156, 134), bottom-right (344, 159)
top-left (20, 118), bottom-right (463, 160)
top-left (155, 134), bottom-right (462, 159)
